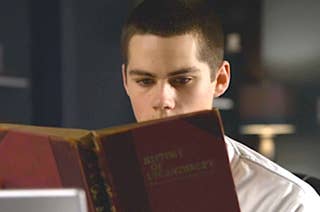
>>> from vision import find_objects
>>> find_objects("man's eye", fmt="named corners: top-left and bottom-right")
top-left (136, 78), bottom-right (155, 86)
top-left (170, 77), bottom-right (192, 86)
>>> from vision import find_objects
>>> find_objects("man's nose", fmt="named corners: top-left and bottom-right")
top-left (152, 82), bottom-right (176, 111)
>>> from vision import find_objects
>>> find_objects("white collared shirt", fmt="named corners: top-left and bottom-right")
top-left (225, 136), bottom-right (320, 211)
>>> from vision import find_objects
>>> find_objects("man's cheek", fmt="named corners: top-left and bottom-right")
top-left (135, 102), bottom-right (148, 116)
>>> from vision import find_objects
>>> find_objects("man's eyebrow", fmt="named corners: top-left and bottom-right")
top-left (167, 67), bottom-right (200, 76)
top-left (128, 70), bottom-right (156, 77)
top-left (128, 67), bottom-right (200, 78)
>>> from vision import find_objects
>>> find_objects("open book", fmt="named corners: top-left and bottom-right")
top-left (0, 109), bottom-right (240, 212)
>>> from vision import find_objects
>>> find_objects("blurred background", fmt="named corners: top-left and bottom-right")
top-left (0, 0), bottom-right (319, 177)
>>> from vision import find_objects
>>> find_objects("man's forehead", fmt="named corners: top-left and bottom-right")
top-left (128, 33), bottom-right (199, 53)
top-left (125, 32), bottom-right (211, 77)
top-left (127, 34), bottom-right (199, 63)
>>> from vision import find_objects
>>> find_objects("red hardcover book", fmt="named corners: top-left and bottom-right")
top-left (0, 109), bottom-right (240, 212)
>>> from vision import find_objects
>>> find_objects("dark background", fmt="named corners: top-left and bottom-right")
top-left (0, 0), bottom-right (319, 177)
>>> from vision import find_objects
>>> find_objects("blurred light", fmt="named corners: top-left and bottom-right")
top-left (0, 76), bottom-right (29, 88)
top-left (240, 124), bottom-right (295, 136)
top-left (226, 33), bottom-right (242, 53)
top-left (213, 97), bottom-right (234, 110)
top-left (240, 124), bottom-right (295, 159)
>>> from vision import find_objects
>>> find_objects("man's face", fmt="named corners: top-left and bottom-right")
top-left (122, 33), bottom-right (230, 122)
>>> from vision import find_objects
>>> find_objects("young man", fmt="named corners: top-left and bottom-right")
top-left (121, 0), bottom-right (320, 211)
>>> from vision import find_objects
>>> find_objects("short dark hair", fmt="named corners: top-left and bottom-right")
top-left (121, 0), bottom-right (224, 77)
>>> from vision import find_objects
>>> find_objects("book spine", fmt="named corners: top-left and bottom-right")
top-left (77, 133), bottom-right (112, 212)
top-left (94, 135), bottom-right (119, 212)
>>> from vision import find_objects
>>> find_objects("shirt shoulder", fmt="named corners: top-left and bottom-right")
top-left (224, 136), bottom-right (320, 212)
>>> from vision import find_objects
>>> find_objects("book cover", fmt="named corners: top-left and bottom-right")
top-left (0, 109), bottom-right (240, 212)
top-left (97, 110), bottom-right (240, 211)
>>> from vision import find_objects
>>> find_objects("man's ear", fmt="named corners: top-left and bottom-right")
top-left (214, 60), bottom-right (231, 98)
top-left (122, 64), bottom-right (129, 96)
